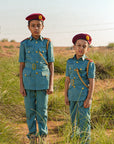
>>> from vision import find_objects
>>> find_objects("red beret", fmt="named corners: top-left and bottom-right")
top-left (26, 13), bottom-right (45, 21)
top-left (72, 33), bottom-right (92, 45)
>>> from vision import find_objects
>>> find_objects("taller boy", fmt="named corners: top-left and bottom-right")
top-left (19, 13), bottom-right (54, 143)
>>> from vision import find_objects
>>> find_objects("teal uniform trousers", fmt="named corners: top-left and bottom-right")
top-left (24, 90), bottom-right (48, 137)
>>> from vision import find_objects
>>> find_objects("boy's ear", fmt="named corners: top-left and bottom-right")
top-left (73, 45), bottom-right (76, 50)
top-left (28, 25), bottom-right (30, 30)
top-left (42, 25), bottom-right (44, 30)
top-left (87, 46), bottom-right (89, 51)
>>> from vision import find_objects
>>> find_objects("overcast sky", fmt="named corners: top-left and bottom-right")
top-left (0, 0), bottom-right (114, 46)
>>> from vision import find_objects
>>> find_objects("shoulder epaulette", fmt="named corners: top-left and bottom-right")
top-left (67, 58), bottom-right (73, 63)
top-left (43, 38), bottom-right (51, 51)
top-left (21, 37), bottom-right (30, 43)
top-left (43, 37), bottom-right (51, 42)
top-left (85, 58), bottom-right (93, 62)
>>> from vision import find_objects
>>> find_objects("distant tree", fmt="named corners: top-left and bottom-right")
top-left (10, 40), bottom-right (16, 42)
top-left (1, 38), bottom-right (8, 42)
top-left (107, 43), bottom-right (114, 48)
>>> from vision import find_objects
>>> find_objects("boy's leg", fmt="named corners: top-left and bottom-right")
top-left (78, 101), bottom-right (91, 144)
top-left (24, 90), bottom-right (37, 138)
top-left (36, 90), bottom-right (48, 137)
top-left (69, 101), bottom-right (79, 137)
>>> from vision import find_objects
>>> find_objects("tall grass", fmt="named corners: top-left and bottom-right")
top-left (0, 49), bottom-right (114, 143)
top-left (0, 56), bottom-right (25, 143)
top-left (88, 50), bottom-right (114, 79)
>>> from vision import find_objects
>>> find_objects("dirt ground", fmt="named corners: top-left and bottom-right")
top-left (15, 121), bottom-right (64, 144)
top-left (0, 41), bottom-right (114, 143)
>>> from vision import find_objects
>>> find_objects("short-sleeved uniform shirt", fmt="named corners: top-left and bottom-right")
top-left (66, 54), bottom-right (95, 101)
top-left (19, 35), bottom-right (54, 90)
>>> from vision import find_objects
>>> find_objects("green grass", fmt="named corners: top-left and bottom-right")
top-left (91, 88), bottom-right (114, 129)
top-left (88, 50), bottom-right (114, 79)
top-left (54, 55), bottom-right (67, 74)
top-left (54, 76), bottom-right (65, 91)
top-left (0, 49), bottom-right (114, 143)
top-left (0, 118), bottom-right (21, 144)
top-left (0, 56), bottom-right (25, 143)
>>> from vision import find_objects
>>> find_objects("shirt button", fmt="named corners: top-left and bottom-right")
top-left (36, 61), bottom-right (38, 63)
top-left (76, 61), bottom-right (78, 63)
top-left (74, 77), bottom-right (75, 79)
top-left (82, 87), bottom-right (84, 90)
top-left (80, 68), bottom-right (82, 70)
top-left (28, 51), bottom-right (30, 53)
top-left (36, 41), bottom-right (38, 44)
top-left (42, 51), bottom-right (44, 53)
top-left (36, 72), bottom-right (38, 74)
top-left (36, 51), bottom-right (38, 53)
top-left (25, 74), bottom-right (27, 76)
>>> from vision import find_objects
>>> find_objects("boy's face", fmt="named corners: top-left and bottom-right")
top-left (73, 39), bottom-right (89, 58)
top-left (28, 20), bottom-right (44, 38)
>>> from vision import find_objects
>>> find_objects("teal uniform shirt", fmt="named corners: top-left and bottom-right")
top-left (66, 54), bottom-right (95, 101)
top-left (19, 35), bottom-right (54, 90)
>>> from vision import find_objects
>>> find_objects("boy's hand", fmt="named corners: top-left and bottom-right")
top-left (20, 86), bottom-right (26, 97)
top-left (65, 96), bottom-right (69, 105)
top-left (46, 87), bottom-right (53, 95)
top-left (84, 98), bottom-right (92, 108)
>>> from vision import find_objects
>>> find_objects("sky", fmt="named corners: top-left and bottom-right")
top-left (0, 0), bottom-right (114, 47)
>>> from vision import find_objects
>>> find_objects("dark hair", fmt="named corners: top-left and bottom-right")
top-left (28, 19), bottom-right (44, 26)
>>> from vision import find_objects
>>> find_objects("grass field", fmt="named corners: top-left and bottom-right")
top-left (0, 42), bottom-right (114, 144)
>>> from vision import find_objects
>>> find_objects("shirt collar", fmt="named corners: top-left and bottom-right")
top-left (73, 54), bottom-right (87, 61)
top-left (29, 35), bottom-right (43, 41)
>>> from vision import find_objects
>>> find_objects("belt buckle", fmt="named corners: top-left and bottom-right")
top-left (32, 63), bottom-right (36, 70)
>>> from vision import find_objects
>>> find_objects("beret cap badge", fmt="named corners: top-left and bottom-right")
top-left (38, 15), bottom-right (42, 20)
top-left (86, 35), bottom-right (89, 41)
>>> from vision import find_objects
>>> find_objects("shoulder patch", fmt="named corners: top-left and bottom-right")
top-left (85, 58), bottom-right (93, 62)
top-left (21, 38), bottom-right (30, 43)
top-left (43, 37), bottom-right (51, 42)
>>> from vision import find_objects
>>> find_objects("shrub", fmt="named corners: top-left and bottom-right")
top-left (3, 45), bottom-right (9, 48)
top-left (1, 38), bottom-right (8, 42)
top-left (9, 45), bottom-right (14, 48)
top-left (54, 56), bottom-right (67, 74)
top-left (107, 43), bottom-right (114, 48)
top-left (95, 62), bottom-right (113, 79)
top-left (10, 40), bottom-right (16, 42)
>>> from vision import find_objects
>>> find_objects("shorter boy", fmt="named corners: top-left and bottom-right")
top-left (65, 33), bottom-right (95, 144)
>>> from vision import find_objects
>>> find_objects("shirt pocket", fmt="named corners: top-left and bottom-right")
top-left (22, 68), bottom-right (32, 86)
top-left (79, 67), bottom-right (87, 78)
top-left (40, 71), bottom-right (50, 86)
top-left (39, 47), bottom-right (48, 63)
top-left (69, 65), bottom-right (74, 75)
top-left (42, 71), bottom-right (49, 78)
top-left (39, 47), bottom-right (47, 55)
top-left (25, 47), bottom-right (33, 59)
top-left (23, 69), bottom-right (31, 77)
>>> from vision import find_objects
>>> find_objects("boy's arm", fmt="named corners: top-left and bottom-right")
top-left (65, 76), bottom-right (70, 105)
top-left (47, 62), bottom-right (54, 95)
top-left (20, 62), bottom-right (26, 96)
top-left (84, 78), bottom-right (95, 108)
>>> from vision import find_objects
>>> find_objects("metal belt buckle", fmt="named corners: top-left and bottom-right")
top-left (32, 63), bottom-right (36, 70)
